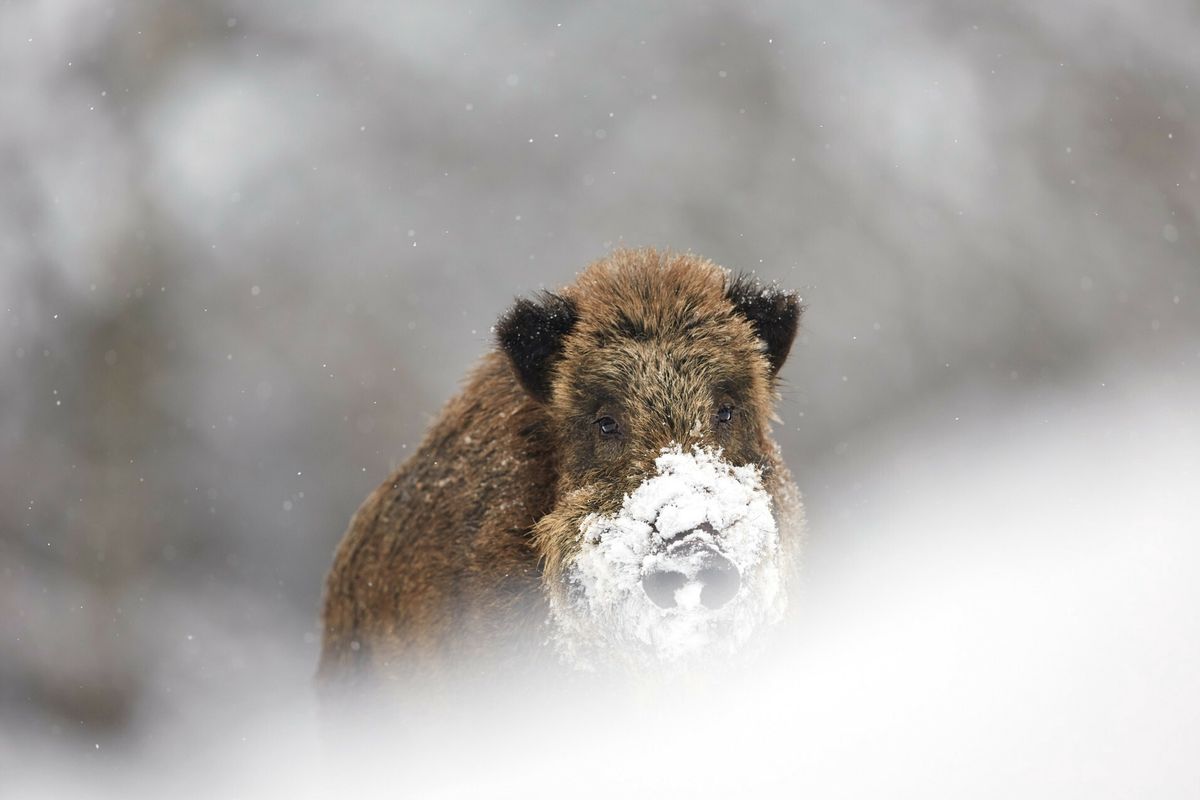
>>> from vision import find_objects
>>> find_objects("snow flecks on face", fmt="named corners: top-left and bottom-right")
top-left (550, 445), bottom-right (785, 670)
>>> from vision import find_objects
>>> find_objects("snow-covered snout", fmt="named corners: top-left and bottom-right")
top-left (552, 446), bottom-right (786, 667)
top-left (641, 524), bottom-right (740, 611)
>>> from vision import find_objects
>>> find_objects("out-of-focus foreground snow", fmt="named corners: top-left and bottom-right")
top-left (5, 351), bottom-right (1196, 798)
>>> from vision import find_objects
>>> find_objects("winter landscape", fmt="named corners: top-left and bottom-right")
top-left (2, 2), bottom-right (1197, 797)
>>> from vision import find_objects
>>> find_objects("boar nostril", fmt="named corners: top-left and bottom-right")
top-left (642, 570), bottom-right (687, 608)
top-left (698, 552), bottom-right (740, 609)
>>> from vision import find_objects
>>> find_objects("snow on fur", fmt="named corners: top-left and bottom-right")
top-left (551, 445), bottom-right (785, 668)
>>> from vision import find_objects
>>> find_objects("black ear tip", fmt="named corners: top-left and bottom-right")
top-left (725, 273), bottom-right (803, 375)
top-left (494, 298), bottom-right (535, 347)
top-left (496, 291), bottom-right (578, 401)
top-left (495, 293), bottom-right (575, 349)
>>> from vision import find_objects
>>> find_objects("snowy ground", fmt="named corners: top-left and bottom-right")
top-left (4, 350), bottom-right (1196, 799)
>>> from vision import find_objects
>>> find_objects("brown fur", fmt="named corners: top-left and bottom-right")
top-left (318, 248), bottom-right (803, 687)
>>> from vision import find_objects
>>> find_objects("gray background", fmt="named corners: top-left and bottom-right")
top-left (1, 0), bottom-right (1196, 749)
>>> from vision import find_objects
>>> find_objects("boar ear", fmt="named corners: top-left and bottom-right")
top-left (726, 274), bottom-right (803, 375)
top-left (495, 291), bottom-right (579, 402)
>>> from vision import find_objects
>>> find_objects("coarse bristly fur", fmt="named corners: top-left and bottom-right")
top-left (318, 248), bottom-right (805, 692)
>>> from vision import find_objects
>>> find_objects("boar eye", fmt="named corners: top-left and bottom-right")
top-left (717, 405), bottom-right (734, 424)
top-left (595, 416), bottom-right (620, 437)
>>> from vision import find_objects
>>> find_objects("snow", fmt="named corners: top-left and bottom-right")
top-left (550, 445), bottom-right (785, 668)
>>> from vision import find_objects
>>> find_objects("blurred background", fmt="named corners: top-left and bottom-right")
top-left (1, 0), bottom-right (1197, 794)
